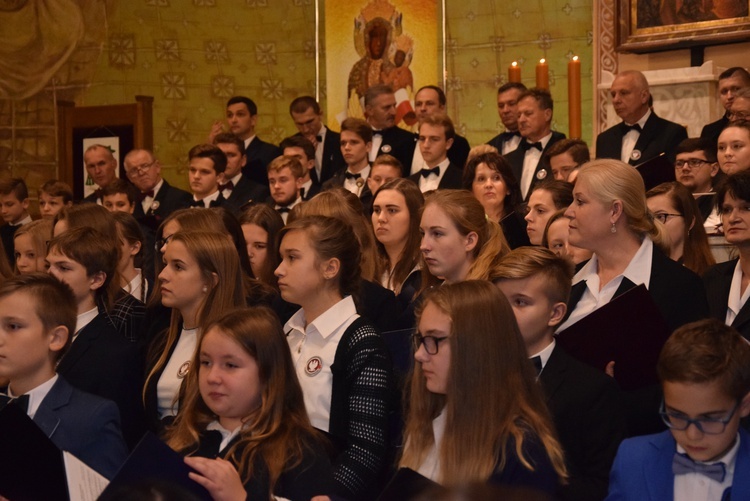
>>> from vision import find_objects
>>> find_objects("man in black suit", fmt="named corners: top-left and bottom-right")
top-left (487, 82), bottom-right (527, 155)
top-left (407, 115), bottom-right (463, 193)
top-left (700, 67), bottom-right (750, 144)
top-left (595, 70), bottom-right (687, 165)
top-left (289, 96), bottom-right (344, 186)
top-left (672, 138), bottom-right (721, 231)
top-left (213, 132), bottom-right (270, 215)
top-left (503, 88), bottom-right (565, 200)
top-left (209, 96), bottom-right (281, 187)
top-left (186, 144), bottom-right (227, 209)
top-left (280, 135), bottom-right (321, 201)
top-left (82, 144), bottom-right (119, 204)
top-left (729, 86), bottom-right (750, 123)
top-left (407, 85), bottom-right (470, 173)
top-left (493, 247), bottom-right (626, 501)
top-left (266, 155), bottom-right (304, 224)
top-left (323, 117), bottom-right (375, 213)
top-left (364, 84), bottom-right (415, 169)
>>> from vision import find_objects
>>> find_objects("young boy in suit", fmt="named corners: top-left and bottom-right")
top-left (492, 247), bottom-right (626, 501)
top-left (38, 180), bottom-right (73, 220)
top-left (0, 273), bottom-right (128, 478)
top-left (607, 319), bottom-right (750, 500)
top-left (0, 178), bottom-right (32, 266)
top-left (46, 226), bottom-right (146, 448)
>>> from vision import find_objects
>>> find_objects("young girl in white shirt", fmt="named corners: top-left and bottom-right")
top-left (275, 215), bottom-right (393, 499)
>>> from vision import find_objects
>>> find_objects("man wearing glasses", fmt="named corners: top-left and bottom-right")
top-left (728, 87), bottom-right (750, 124)
top-left (673, 138), bottom-right (721, 234)
top-left (606, 319), bottom-right (750, 501)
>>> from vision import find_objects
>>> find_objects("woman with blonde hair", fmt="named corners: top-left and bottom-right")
top-left (143, 230), bottom-right (246, 432)
top-left (400, 280), bottom-right (566, 493)
top-left (559, 159), bottom-right (708, 334)
top-left (13, 218), bottom-right (52, 274)
top-left (420, 189), bottom-right (509, 289)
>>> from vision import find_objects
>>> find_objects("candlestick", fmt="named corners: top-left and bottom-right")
top-left (536, 58), bottom-right (549, 89)
top-left (568, 56), bottom-right (581, 139)
top-left (508, 61), bottom-right (521, 83)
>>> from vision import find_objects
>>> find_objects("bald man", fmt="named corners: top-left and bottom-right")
top-left (595, 70), bottom-right (687, 165)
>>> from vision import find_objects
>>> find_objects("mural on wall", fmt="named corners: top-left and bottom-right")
top-left (326, 0), bottom-right (439, 129)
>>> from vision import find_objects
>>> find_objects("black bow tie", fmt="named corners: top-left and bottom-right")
top-left (672, 453), bottom-right (726, 482)
top-left (276, 206), bottom-right (291, 214)
top-left (531, 356), bottom-right (543, 376)
top-left (623, 123), bottom-right (642, 133)
top-left (190, 199), bottom-right (206, 208)
top-left (138, 189), bottom-right (155, 201)
top-left (316, 135), bottom-right (323, 142)
top-left (421, 166), bottom-right (441, 178)
top-left (345, 172), bottom-right (361, 180)
top-left (0, 394), bottom-right (30, 414)
top-left (219, 181), bottom-right (234, 192)
top-left (521, 141), bottom-right (543, 152)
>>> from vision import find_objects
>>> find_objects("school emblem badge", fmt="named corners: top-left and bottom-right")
top-left (630, 149), bottom-right (642, 161)
top-left (177, 361), bottom-right (191, 378)
top-left (305, 356), bottom-right (323, 376)
top-left (381, 145), bottom-right (392, 153)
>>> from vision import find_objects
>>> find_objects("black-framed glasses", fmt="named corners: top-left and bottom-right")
top-left (653, 212), bottom-right (683, 224)
top-left (659, 400), bottom-right (740, 435)
top-left (728, 111), bottom-right (749, 121)
top-left (126, 161), bottom-right (155, 176)
top-left (674, 158), bottom-right (711, 169)
top-left (412, 334), bottom-right (449, 355)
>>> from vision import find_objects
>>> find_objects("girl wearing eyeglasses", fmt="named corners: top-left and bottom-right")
top-left (275, 215), bottom-right (393, 500)
top-left (646, 182), bottom-right (715, 276)
top-left (703, 170), bottom-right (750, 341)
top-left (398, 280), bottom-right (566, 494)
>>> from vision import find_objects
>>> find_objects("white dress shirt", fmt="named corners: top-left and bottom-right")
top-left (415, 408), bottom-right (446, 482)
top-left (370, 131), bottom-right (384, 162)
top-left (284, 296), bottom-right (359, 432)
top-left (419, 158), bottom-right (451, 193)
top-left (74, 306), bottom-right (99, 342)
top-left (557, 237), bottom-right (654, 332)
top-left (520, 132), bottom-right (553, 199)
top-left (343, 165), bottom-right (371, 197)
top-left (221, 172), bottom-right (243, 200)
top-left (8, 374), bottom-right (58, 419)
top-left (193, 189), bottom-right (220, 208)
top-left (157, 327), bottom-right (199, 419)
top-left (621, 110), bottom-right (651, 164)
top-left (530, 339), bottom-right (556, 374)
top-left (674, 433), bottom-right (739, 501)
top-left (725, 260), bottom-right (750, 327)
top-left (315, 127), bottom-right (327, 181)
top-left (502, 134), bottom-right (522, 155)
top-left (275, 196), bottom-right (302, 224)
top-left (141, 178), bottom-right (164, 214)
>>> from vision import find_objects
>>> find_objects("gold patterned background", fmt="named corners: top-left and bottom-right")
top-left (0, 0), bottom-right (593, 196)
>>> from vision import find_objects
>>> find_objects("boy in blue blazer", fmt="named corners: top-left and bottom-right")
top-left (607, 319), bottom-right (750, 501)
top-left (0, 273), bottom-right (127, 479)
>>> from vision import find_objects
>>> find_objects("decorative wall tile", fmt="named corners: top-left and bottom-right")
top-left (166, 118), bottom-right (189, 142)
top-left (247, 0), bottom-right (268, 6)
top-left (161, 73), bottom-right (187, 99)
top-left (255, 43), bottom-right (277, 65)
top-left (261, 78), bottom-right (283, 100)
top-left (211, 75), bottom-right (235, 98)
top-left (155, 39), bottom-right (181, 61)
top-left (205, 40), bottom-right (229, 63)
top-left (109, 34), bottom-right (136, 68)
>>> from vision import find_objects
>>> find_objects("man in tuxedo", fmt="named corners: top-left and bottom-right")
top-left (407, 114), bottom-right (463, 193)
top-left (323, 117), bottom-right (376, 212)
top-left (700, 67), bottom-right (750, 144)
top-left (503, 88), bottom-right (566, 200)
top-left (408, 85), bottom-right (470, 173)
top-left (83, 144), bottom-right (119, 204)
top-left (209, 96), bottom-right (281, 187)
top-left (596, 70), bottom-right (687, 165)
top-left (288, 96), bottom-right (344, 185)
top-left (266, 155), bottom-right (304, 224)
top-left (187, 144), bottom-right (226, 209)
top-left (487, 82), bottom-right (527, 155)
top-left (280, 135), bottom-right (321, 201)
top-left (213, 132), bottom-right (270, 215)
top-left (364, 84), bottom-right (415, 169)
top-left (673, 138), bottom-right (721, 232)
top-left (493, 247), bottom-right (626, 501)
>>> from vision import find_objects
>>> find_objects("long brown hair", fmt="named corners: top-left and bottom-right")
top-left (400, 281), bottom-right (567, 485)
top-left (166, 307), bottom-right (321, 498)
top-left (372, 178), bottom-right (424, 294)
top-left (143, 230), bottom-right (246, 404)
top-left (239, 204), bottom-right (284, 289)
top-left (646, 182), bottom-right (715, 275)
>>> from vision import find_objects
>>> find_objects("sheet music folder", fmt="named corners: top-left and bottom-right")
top-left (555, 284), bottom-right (670, 391)
top-left (0, 403), bottom-right (69, 501)
top-left (635, 153), bottom-right (674, 191)
top-left (100, 432), bottom-right (211, 500)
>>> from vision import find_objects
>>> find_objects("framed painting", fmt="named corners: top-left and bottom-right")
top-left (617, 0), bottom-right (750, 53)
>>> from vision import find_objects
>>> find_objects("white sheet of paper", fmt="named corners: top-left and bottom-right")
top-left (63, 451), bottom-right (109, 501)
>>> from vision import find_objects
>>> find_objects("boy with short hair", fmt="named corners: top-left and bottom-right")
top-left (0, 178), bottom-right (32, 266)
top-left (187, 143), bottom-right (227, 208)
top-left (280, 135), bottom-right (320, 200)
top-left (102, 177), bottom-right (138, 214)
top-left (367, 154), bottom-right (403, 194)
top-left (267, 155), bottom-right (304, 223)
top-left (38, 180), bottom-right (74, 219)
top-left (213, 132), bottom-right (269, 214)
top-left (607, 319), bottom-right (750, 500)
top-left (0, 273), bottom-right (127, 478)
top-left (46, 227), bottom-right (146, 448)
top-left (492, 247), bottom-right (626, 501)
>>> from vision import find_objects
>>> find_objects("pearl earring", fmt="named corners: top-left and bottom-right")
top-left (202, 286), bottom-right (208, 292)
top-left (610, 223), bottom-right (617, 234)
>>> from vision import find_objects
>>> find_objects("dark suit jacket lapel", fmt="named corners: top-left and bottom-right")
top-left (631, 114), bottom-right (659, 165)
top-left (32, 377), bottom-right (72, 440)
top-left (538, 344), bottom-right (566, 401)
top-left (56, 318), bottom-right (103, 373)
top-left (562, 279), bottom-right (587, 324)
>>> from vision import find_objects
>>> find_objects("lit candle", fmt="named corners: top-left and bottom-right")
top-left (568, 56), bottom-right (581, 139)
top-left (508, 61), bottom-right (521, 83)
top-left (536, 58), bottom-right (549, 89)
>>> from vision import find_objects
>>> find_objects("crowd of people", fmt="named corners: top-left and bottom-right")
top-left (1, 66), bottom-right (750, 501)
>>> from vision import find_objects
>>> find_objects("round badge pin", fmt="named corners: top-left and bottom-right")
top-left (381, 145), bottom-right (392, 153)
top-left (356, 178), bottom-right (365, 188)
top-left (151, 200), bottom-right (160, 211)
top-left (305, 356), bottom-right (323, 377)
top-left (536, 169), bottom-right (547, 180)
top-left (177, 361), bottom-right (191, 378)
top-left (630, 149), bottom-right (641, 161)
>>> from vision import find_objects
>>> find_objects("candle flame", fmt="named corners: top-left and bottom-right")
top-left (540, 58), bottom-right (546, 64)
top-left (573, 56), bottom-right (578, 61)
top-left (512, 61), bottom-right (518, 67)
